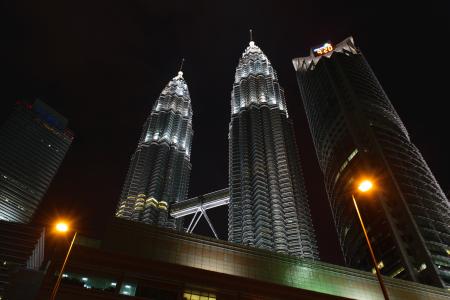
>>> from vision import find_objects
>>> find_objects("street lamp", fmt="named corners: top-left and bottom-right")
top-left (352, 179), bottom-right (390, 300)
top-left (50, 221), bottom-right (77, 300)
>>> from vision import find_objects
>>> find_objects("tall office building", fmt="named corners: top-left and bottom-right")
top-left (293, 37), bottom-right (450, 288)
top-left (228, 40), bottom-right (319, 259)
top-left (0, 100), bottom-right (73, 223)
top-left (116, 71), bottom-right (193, 229)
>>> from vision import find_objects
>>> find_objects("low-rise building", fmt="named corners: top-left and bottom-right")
top-left (37, 218), bottom-right (450, 299)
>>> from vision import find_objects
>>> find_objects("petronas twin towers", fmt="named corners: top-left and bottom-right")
top-left (114, 35), bottom-right (450, 287)
top-left (116, 39), bottom-right (319, 259)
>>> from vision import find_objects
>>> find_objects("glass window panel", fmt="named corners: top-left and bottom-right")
top-left (119, 282), bottom-right (137, 296)
top-left (61, 272), bottom-right (116, 292)
top-left (183, 293), bottom-right (191, 300)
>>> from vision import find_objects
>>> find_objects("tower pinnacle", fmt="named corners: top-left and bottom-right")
top-left (177, 58), bottom-right (185, 78)
top-left (249, 29), bottom-right (254, 46)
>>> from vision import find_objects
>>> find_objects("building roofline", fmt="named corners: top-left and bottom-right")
top-left (292, 36), bottom-right (358, 72)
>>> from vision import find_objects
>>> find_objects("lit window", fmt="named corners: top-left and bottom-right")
top-left (120, 283), bottom-right (136, 296)
top-left (111, 282), bottom-right (117, 287)
top-left (61, 272), bottom-right (117, 291)
top-left (371, 261), bottom-right (384, 274)
top-left (335, 149), bottom-right (359, 183)
top-left (419, 263), bottom-right (427, 271)
top-left (390, 266), bottom-right (405, 278)
top-left (348, 148), bottom-right (358, 161)
top-left (339, 160), bottom-right (348, 173)
top-left (183, 290), bottom-right (216, 300)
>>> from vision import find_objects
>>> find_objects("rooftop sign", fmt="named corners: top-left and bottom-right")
top-left (312, 42), bottom-right (334, 57)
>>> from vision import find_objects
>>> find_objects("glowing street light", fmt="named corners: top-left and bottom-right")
top-left (358, 180), bottom-right (373, 192)
top-left (352, 179), bottom-right (390, 300)
top-left (55, 222), bottom-right (68, 233)
top-left (50, 220), bottom-right (78, 300)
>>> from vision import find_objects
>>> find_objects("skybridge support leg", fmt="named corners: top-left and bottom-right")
top-left (201, 207), bottom-right (218, 239)
top-left (186, 209), bottom-right (199, 233)
top-left (188, 208), bottom-right (202, 234)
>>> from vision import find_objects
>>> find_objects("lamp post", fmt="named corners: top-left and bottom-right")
top-left (352, 179), bottom-right (390, 300)
top-left (50, 221), bottom-right (77, 300)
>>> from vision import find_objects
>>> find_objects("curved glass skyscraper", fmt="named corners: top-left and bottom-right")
top-left (293, 37), bottom-right (450, 288)
top-left (228, 40), bottom-right (319, 259)
top-left (116, 71), bottom-right (193, 229)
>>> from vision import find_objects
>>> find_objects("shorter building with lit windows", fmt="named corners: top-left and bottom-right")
top-left (35, 218), bottom-right (450, 299)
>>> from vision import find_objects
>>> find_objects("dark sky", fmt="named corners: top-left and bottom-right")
top-left (1, 0), bottom-right (449, 265)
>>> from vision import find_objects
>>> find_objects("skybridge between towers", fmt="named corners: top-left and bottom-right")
top-left (170, 188), bottom-right (229, 239)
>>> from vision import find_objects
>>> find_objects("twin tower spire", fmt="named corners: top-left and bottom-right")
top-left (115, 33), bottom-right (319, 259)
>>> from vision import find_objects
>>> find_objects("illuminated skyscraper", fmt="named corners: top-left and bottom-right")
top-left (228, 39), bottom-right (319, 259)
top-left (293, 37), bottom-right (450, 288)
top-left (0, 100), bottom-right (73, 223)
top-left (116, 71), bottom-right (193, 229)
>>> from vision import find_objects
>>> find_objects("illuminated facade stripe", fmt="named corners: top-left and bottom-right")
top-left (228, 41), bottom-right (319, 259)
top-left (116, 71), bottom-right (193, 229)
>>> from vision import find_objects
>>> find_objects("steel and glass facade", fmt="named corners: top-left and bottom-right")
top-left (116, 71), bottom-right (193, 229)
top-left (0, 100), bottom-right (73, 223)
top-left (293, 37), bottom-right (450, 288)
top-left (228, 41), bottom-right (319, 259)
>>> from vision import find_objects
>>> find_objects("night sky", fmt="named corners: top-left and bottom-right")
top-left (1, 1), bottom-right (449, 265)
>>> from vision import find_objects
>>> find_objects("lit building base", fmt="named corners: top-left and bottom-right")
top-left (37, 218), bottom-right (450, 299)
